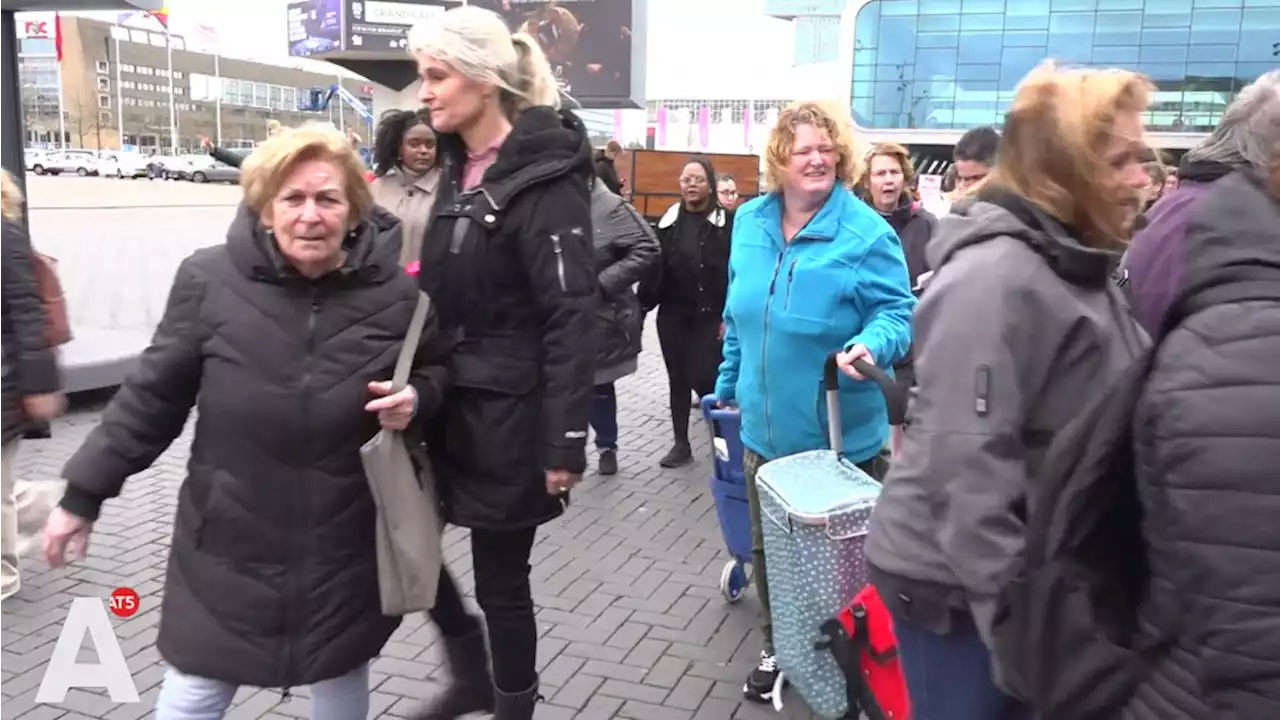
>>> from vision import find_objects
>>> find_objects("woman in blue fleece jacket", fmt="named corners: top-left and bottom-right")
top-left (713, 101), bottom-right (915, 704)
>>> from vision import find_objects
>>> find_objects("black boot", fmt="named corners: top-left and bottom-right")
top-left (407, 629), bottom-right (495, 719)
top-left (494, 677), bottom-right (542, 720)
top-left (659, 441), bottom-right (693, 468)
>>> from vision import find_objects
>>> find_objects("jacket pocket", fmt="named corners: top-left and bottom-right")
top-left (781, 260), bottom-right (847, 324)
top-left (546, 226), bottom-right (596, 296)
top-left (443, 354), bottom-right (542, 479)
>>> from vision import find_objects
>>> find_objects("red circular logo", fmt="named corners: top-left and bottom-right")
top-left (109, 587), bottom-right (140, 618)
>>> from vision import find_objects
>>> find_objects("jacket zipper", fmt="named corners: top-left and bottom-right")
top-left (550, 233), bottom-right (567, 292)
top-left (782, 259), bottom-right (798, 312)
top-left (761, 250), bottom-right (786, 457)
top-left (286, 287), bottom-right (320, 690)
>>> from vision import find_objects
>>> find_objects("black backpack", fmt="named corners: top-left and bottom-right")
top-left (992, 277), bottom-right (1279, 718)
top-left (991, 349), bottom-right (1159, 719)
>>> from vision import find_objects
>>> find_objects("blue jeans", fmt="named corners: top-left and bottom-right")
top-left (893, 611), bottom-right (1031, 720)
top-left (153, 662), bottom-right (368, 719)
top-left (590, 382), bottom-right (618, 450)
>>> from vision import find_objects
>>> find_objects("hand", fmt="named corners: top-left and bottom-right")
top-left (718, 322), bottom-right (726, 341)
top-left (364, 381), bottom-right (417, 430)
top-left (836, 345), bottom-right (874, 380)
top-left (43, 507), bottom-right (92, 568)
top-left (22, 393), bottom-right (65, 422)
top-left (545, 468), bottom-right (581, 496)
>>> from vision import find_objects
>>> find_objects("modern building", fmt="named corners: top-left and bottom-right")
top-left (845, 0), bottom-right (1280, 151)
top-left (18, 13), bottom-right (373, 152)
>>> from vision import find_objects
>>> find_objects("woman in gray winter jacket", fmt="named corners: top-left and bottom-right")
top-left (587, 176), bottom-right (659, 475)
top-left (863, 63), bottom-right (1153, 719)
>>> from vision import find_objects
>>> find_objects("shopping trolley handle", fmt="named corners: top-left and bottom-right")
top-left (823, 351), bottom-right (909, 426)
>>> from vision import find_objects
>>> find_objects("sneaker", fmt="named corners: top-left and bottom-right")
top-left (743, 651), bottom-right (784, 703)
top-left (659, 442), bottom-right (692, 468)
top-left (598, 449), bottom-right (618, 476)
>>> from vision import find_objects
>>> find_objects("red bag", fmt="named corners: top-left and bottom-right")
top-left (817, 584), bottom-right (911, 720)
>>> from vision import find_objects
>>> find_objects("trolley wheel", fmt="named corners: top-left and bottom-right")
top-left (720, 559), bottom-right (749, 603)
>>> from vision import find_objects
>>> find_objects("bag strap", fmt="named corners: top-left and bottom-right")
top-left (392, 291), bottom-right (432, 392)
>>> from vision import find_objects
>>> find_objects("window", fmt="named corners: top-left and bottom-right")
top-left (850, 0), bottom-right (1280, 131)
top-left (95, 60), bottom-right (110, 74)
top-left (97, 77), bottom-right (111, 91)
top-left (98, 94), bottom-right (111, 109)
top-left (174, 87), bottom-right (184, 96)
top-left (174, 71), bottom-right (184, 80)
top-left (99, 110), bottom-right (112, 125)
top-left (122, 63), bottom-right (135, 73)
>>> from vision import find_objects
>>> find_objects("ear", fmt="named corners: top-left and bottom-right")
top-left (259, 205), bottom-right (273, 229)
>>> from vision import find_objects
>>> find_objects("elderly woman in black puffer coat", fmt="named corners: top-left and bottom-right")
top-left (41, 126), bottom-right (451, 720)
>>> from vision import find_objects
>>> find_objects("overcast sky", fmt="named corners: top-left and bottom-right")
top-left (65, 0), bottom-right (833, 100)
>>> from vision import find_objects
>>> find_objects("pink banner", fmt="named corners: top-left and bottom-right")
top-left (698, 106), bottom-right (711, 147)
top-left (612, 109), bottom-right (623, 143)
top-left (657, 107), bottom-right (668, 146)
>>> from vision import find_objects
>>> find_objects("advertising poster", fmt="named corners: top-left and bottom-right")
top-left (288, 0), bottom-right (346, 57)
top-left (344, 0), bottom-right (634, 106)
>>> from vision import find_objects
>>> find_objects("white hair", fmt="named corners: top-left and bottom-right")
top-left (1184, 70), bottom-right (1280, 172)
top-left (408, 5), bottom-right (562, 119)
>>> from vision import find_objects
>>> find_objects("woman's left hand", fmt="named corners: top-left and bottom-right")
top-left (836, 344), bottom-right (875, 380)
top-left (365, 381), bottom-right (417, 430)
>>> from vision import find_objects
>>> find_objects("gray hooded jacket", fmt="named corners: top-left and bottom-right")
top-left (865, 192), bottom-right (1148, 650)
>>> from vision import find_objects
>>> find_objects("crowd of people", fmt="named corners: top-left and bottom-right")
top-left (2, 2), bottom-right (1278, 717)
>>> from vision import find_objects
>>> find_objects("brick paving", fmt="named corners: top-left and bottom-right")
top-left (1, 178), bottom-right (821, 719)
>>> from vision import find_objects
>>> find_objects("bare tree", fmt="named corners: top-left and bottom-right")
top-left (63, 85), bottom-right (104, 149)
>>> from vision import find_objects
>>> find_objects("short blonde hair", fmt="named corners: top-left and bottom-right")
top-left (763, 101), bottom-right (863, 191)
top-left (989, 61), bottom-right (1154, 249)
top-left (241, 125), bottom-right (373, 223)
top-left (859, 142), bottom-right (916, 196)
top-left (409, 6), bottom-right (561, 120)
top-left (1, 168), bottom-right (24, 221)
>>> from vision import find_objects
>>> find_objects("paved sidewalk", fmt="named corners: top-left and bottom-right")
top-left (1, 179), bottom-right (821, 719)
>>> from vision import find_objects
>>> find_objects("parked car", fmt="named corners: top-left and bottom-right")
top-left (145, 156), bottom-right (185, 180)
top-left (188, 161), bottom-right (241, 184)
top-left (25, 150), bottom-right (51, 175)
top-left (42, 150), bottom-right (100, 176)
top-left (97, 152), bottom-right (150, 179)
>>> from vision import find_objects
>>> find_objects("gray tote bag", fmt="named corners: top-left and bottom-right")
top-left (360, 291), bottom-right (443, 616)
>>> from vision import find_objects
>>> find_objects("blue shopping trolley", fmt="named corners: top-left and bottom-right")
top-left (700, 395), bottom-right (753, 603)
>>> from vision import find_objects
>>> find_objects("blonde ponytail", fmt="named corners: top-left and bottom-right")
top-left (507, 33), bottom-right (561, 113)
top-left (409, 6), bottom-right (565, 122)
top-left (1, 168), bottom-right (25, 221)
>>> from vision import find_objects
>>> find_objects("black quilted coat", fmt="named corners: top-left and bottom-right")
top-left (58, 205), bottom-right (451, 689)
top-left (418, 106), bottom-right (598, 531)
top-left (1123, 170), bottom-right (1280, 719)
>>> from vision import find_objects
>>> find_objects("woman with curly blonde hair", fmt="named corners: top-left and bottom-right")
top-left (712, 100), bottom-right (916, 703)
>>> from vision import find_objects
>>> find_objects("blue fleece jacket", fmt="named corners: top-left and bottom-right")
top-left (714, 185), bottom-right (915, 463)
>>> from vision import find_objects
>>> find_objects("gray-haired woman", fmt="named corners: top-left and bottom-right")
top-left (405, 6), bottom-right (598, 719)
top-left (1122, 69), bottom-right (1280, 336)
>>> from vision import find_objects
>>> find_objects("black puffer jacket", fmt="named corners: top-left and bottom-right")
top-left (1124, 170), bottom-right (1280, 719)
top-left (590, 179), bottom-right (659, 372)
top-left (1, 217), bottom-right (59, 444)
top-left (638, 201), bottom-right (732, 317)
top-left (58, 205), bottom-right (451, 689)
top-left (419, 106), bottom-right (598, 531)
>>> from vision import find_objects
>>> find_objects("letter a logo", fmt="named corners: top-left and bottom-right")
top-left (35, 597), bottom-right (140, 704)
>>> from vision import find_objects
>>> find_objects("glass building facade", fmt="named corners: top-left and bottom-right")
top-left (851, 0), bottom-right (1280, 132)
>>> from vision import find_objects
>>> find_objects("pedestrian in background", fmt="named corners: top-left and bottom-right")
top-left (0, 169), bottom-right (65, 602)
top-left (370, 108), bottom-right (442, 267)
top-left (638, 157), bottom-right (732, 469)
top-left (587, 174), bottom-right (659, 476)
